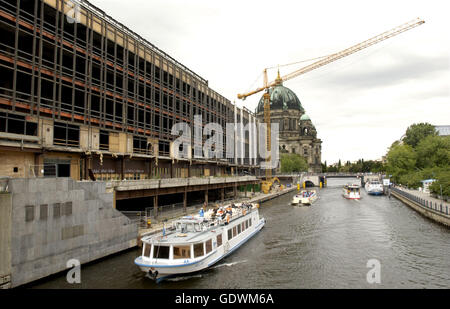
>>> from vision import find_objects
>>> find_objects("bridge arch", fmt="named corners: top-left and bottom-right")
top-left (301, 175), bottom-right (320, 187)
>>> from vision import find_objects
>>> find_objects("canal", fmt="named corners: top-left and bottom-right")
top-left (30, 178), bottom-right (450, 289)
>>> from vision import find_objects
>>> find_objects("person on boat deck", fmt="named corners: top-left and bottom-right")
top-left (199, 208), bottom-right (204, 217)
top-left (211, 207), bottom-right (218, 220)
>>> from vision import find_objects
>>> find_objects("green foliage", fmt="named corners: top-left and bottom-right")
top-left (321, 161), bottom-right (328, 173)
top-left (280, 153), bottom-right (309, 173)
top-left (429, 169), bottom-right (450, 197)
top-left (403, 123), bottom-right (437, 148)
top-left (384, 123), bottom-right (449, 196)
top-left (416, 135), bottom-right (450, 169)
top-left (386, 144), bottom-right (417, 183)
top-left (324, 159), bottom-right (385, 173)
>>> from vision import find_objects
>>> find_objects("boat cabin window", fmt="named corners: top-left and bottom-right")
top-left (205, 239), bottom-right (212, 254)
top-left (173, 245), bottom-right (191, 260)
top-left (237, 224), bottom-right (241, 234)
top-left (143, 244), bottom-right (151, 258)
top-left (217, 234), bottom-right (222, 247)
top-left (241, 222), bottom-right (245, 231)
top-left (233, 226), bottom-right (237, 237)
top-left (227, 229), bottom-right (233, 240)
top-left (193, 243), bottom-right (204, 258)
top-left (245, 220), bottom-right (249, 229)
top-left (249, 219), bottom-right (252, 227)
top-left (153, 245), bottom-right (170, 259)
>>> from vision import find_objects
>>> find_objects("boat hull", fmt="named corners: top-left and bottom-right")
top-left (343, 183), bottom-right (361, 200)
top-left (135, 218), bottom-right (266, 283)
top-left (367, 191), bottom-right (383, 196)
top-left (292, 191), bottom-right (318, 206)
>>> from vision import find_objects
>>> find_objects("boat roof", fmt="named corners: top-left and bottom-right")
top-left (142, 203), bottom-right (257, 246)
top-left (345, 184), bottom-right (360, 188)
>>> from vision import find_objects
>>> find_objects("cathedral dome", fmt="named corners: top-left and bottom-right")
top-left (256, 83), bottom-right (304, 114)
top-left (300, 114), bottom-right (311, 121)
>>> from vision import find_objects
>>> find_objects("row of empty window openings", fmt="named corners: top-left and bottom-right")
top-left (25, 202), bottom-right (72, 222)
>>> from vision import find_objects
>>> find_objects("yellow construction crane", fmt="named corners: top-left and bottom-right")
top-left (238, 18), bottom-right (425, 194)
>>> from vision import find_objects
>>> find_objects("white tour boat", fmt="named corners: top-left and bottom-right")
top-left (343, 184), bottom-right (361, 200)
top-left (365, 180), bottom-right (384, 196)
top-left (135, 202), bottom-right (265, 282)
top-left (292, 190), bottom-right (318, 206)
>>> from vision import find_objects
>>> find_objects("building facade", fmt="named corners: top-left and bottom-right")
top-left (0, 0), bottom-right (260, 181)
top-left (255, 78), bottom-right (322, 173)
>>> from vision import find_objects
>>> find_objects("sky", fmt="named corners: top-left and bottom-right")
top-left (89, 0), bottom-right (450, 164)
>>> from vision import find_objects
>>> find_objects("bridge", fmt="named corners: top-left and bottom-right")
top-left (261, 173), bottom-right (383, 187)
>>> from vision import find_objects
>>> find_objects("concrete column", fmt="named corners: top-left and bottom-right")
top-left (234, 183), bottom-right (237, 198)
top-left (183, 189), bottom-right (187, 212)
top-left (221, 188), bottom-right (225, 201)
top-left (120, 157), bottom-right (125, 180)
top-left (204, 188), bottom-right (209, 206)
top-left (0, 193), bottom-right (12, 288)
top-left (154, 194), bottom-right (158, 218)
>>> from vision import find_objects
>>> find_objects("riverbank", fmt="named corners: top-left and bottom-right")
top-left (391, 187), bottom-right (450, 227)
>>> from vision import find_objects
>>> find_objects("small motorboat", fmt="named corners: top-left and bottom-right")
top-left (343, 184), bottom-right (361, 200)
top-left (292, 190), bottom-right (318, 206)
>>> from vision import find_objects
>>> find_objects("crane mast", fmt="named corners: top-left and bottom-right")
top-left (237, 18), bottom-right (425, 192)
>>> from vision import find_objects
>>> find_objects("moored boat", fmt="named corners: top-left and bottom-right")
top-left (343, 184), bottom-right (361, 200)
top-left (365, 180), bottom-right (383, 196)
top-left (134, 202), bottom-right (265, 282)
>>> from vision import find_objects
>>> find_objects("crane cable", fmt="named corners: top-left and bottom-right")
top-left (266, 54), bottom-right (331, 71)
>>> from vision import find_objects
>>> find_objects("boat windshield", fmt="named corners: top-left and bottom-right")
top-left (175, 222), bottom-right (201, 233)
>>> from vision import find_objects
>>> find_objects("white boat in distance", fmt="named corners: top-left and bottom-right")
top-left (135, 202), bottom-right (265, 282)
top-left (343, 184), bottom-right (361, 200)
top-left (365, 180), bottom-right (384, 196)
top-left (292, 190), bottom-right (318, 206)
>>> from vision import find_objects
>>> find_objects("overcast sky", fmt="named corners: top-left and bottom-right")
top-left (89, 0), bottom-right (450, 164)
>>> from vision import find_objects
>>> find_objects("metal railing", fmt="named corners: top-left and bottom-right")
top-left (392, 187), bottom-right (449, 216)
top-left (121, 196), bottom-right (250, 229)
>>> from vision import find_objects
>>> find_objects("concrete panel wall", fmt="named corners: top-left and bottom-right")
top-left (7, 178), bottom-right (138, 288)
top-left (0, 193), bottom-right (12, 288)
top-left (0, 151), bottom-right (35, 178)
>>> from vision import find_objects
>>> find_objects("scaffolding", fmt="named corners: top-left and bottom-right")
top-left (0, 0), bottom-right (257, 172)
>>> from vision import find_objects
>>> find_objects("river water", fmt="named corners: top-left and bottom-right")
top-left (30, 178), bottom-right (450, 289)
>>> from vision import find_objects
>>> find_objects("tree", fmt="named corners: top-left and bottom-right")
top-left (416, 135), bottom-right (450, 169)
top-left (403, 123), bottom-right (437, 149)
top-left (322, 161), bottom-right (328, 173)
top-left (386, 144), bottom-right (417, 183)
top-left (430, 169), bottom-right (450, 198)
top-left (280, 153), bottom-right (309, 173)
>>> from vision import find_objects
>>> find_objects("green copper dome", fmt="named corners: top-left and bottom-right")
top-left (256, 84), bottom-right (304, 113)
top-left (300, 114), bottom-right (311, 121)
